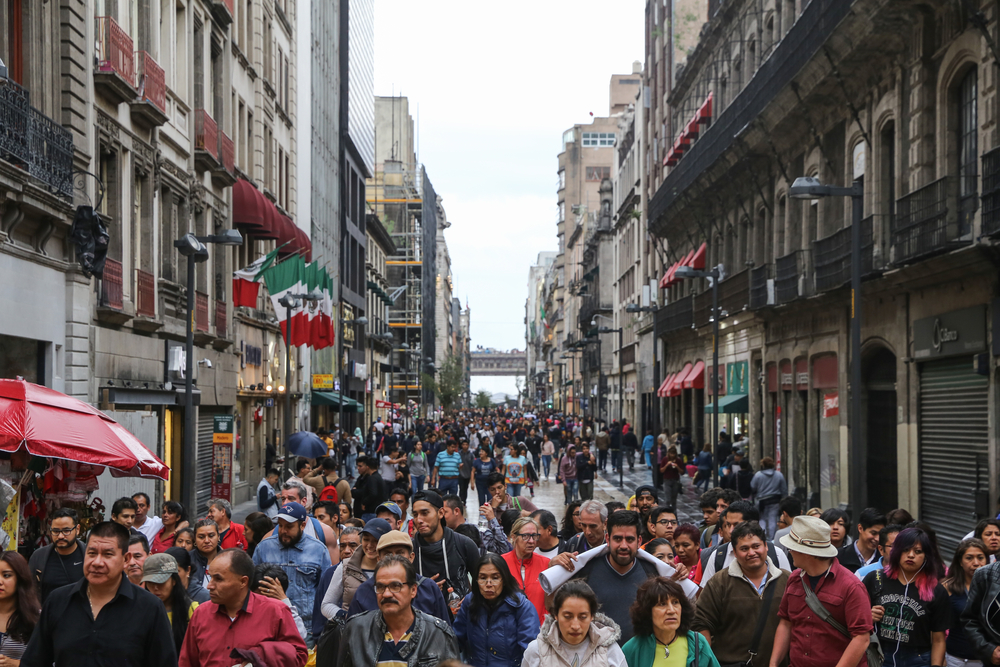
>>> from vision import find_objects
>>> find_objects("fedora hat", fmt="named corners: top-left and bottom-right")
top-left (779, 515), bottom-right (839, 557)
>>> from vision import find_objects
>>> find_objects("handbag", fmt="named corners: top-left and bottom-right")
top-left (718, 574), bottom-right (778, 667)
top-left (799, 571), bottom-right (884, 667)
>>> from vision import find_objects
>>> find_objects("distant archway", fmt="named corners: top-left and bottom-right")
top-left (864, 347), bottom-right (897, 512)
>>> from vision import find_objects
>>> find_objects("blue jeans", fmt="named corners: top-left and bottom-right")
top-left (438, 477), bottom-right (459, 496)
top-left (644, 450), bottom-right (653, 467)
top-left (541, 455), bottom-right (552, 478)
top-left (884, 649), bottom-right (930, 667)
top-left (411, 475), bottom-right (425, 495)
top-left (507, 483), bottom-right (523, 497)
top-left (564, 480), bottom-right (578, 503)
top-left (475, 476), bottom-right (490, 506)
top-left (611, 450), bottom-right (621, 470)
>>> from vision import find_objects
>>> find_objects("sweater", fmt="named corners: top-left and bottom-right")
top-left (621, 630), bottom-right (720, 667)
top-left (750, 469), bottom-right (787, 500)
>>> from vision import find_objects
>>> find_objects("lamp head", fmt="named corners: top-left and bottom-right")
top-left (674, 266), bottom-right (697, 279)
top-left (356, 317), bottom-right (369, 326)
top-left (401, 343), bottom-right (410, 350)
top-left (173, 233), bottom-right (206, 257)
top-left (590, 318), bottom-right (597, 327)
top-left (278, 294), bottom-right (298, 309)
top-left (625, 304), bottom-right (639, 313)
top-left (211, 229), bottom-right (244, 246)
top-left (789, 176), bottom-right (827, 200)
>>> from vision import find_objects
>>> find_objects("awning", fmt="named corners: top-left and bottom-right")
top-left (294, 226), bottom-right (312, 262)
top-left (690, 242), bottom-right (707, 270)
top-left (233, 179), bottom-right (265, 231)
top-left (255, 197), bottom-right (280, 240)
top-left (668, 363), bottom-right (692, 397)
top-left (704, 393), bottom-right (749, 414)
top-left (311, 391), bottom-right (364, 412)
top-left (276, 214), bottom-right (298, 254)
top-left (682, 360), bottom-right (705, 389)
top-left (656, 373), bottom-right (674, 398)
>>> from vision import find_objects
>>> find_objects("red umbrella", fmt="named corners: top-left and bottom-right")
top-left (0, 379), bottom-right (169, 480)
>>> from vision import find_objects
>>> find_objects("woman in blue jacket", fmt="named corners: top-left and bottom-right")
top-left (454, 552), bottom-right (539, 667)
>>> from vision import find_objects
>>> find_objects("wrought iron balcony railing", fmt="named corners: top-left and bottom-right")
top-left (749, 264), bottom-right (773, 309)
top-left (136, 269), bottom-right (156, 318)
top-left (195, 110), bottom-right (218, 160)
top-left (0, 82), bottom-right (73, 198)
top-left (775, 249), bottom-right (810, 304)
top-left (100, 258), bottom-right (124, 311)
top-left (655, 295), bottom-right (693, 333)
top-left (219, 132), bottom-right (235, 174)
top-left (195, 292), bottom-right (210, 332)
top-left (215, 300), bottom-right (228, 338)
top-left (95, 17), bottom-right (135, 84)
top-left (135, 51), bottom-right (166, 113)
top-left (982, 147), bottom-right (1000, 237)
top-left (892, 176), bottom-right (969, 264)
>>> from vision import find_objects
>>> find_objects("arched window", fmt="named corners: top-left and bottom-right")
top-left (957, 68), bottom-right (978, 235)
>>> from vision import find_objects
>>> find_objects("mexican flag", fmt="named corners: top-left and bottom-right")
top-left (232, 247), bottom-right (281, 308)
top-left (311, 264), bottom-right (335, 349)
top-left (262, 254), bottom-right (308, 346)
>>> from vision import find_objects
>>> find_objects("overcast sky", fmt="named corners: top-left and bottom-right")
top-left (373, 1), bottom-right (644, 396)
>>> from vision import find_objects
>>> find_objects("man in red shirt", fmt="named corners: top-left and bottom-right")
top-left (207, 499), bottom-right (248, 551)
top-left (180, 548), bottom-right (306, 667)
top-left (770, 515), bottom-right (873, 667)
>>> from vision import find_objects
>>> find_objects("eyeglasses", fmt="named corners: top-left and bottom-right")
top-left (374, 581), bottom-right (408, 594)
top-left (49, 527), bottom-right (77, 535)
top-left (515, 533), bottom-right (540, 542)
top-left (654, 519), bottom-right (679, 526)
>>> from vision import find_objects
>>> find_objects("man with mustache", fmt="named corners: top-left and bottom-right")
top-left (29, 507), bottom-right (86, 604)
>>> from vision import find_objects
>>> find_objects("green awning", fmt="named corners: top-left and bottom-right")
top-left (704, 394), bottom-right (748, 414)
top-left (312, 391), bottom-right (364, 413)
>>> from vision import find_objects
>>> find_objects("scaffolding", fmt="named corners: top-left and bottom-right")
top-left (368, 160), bottom-right (431, 410)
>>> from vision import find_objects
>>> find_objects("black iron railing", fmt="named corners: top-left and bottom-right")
top-left (892, 176), bottom-right (969, 264)
top-left (692, 269), bottom-right (750, 326)
top-left (579, 292), bottom-right (611, 327)
top-left (982, 148), bottom-right (1000, 237)
top-left (813, 225), bottom-right (851, 292)
top-left (655, 295), bottom-right (693, 333)
top-left (0, 82), bottom-right (73, 198)
top-left (861, 214), bottom-right (878, 276)
top-left (749, 264), bottom-right (772, 309)
top-left (775, 250), bottom-right (808, 304)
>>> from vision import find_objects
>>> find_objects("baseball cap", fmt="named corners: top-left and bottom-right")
top-left (635, 485), bottom-right (659, 501)
top-left (276, 502), bottom-right (307, 523)
top-left (361, 518), bottom-right (393, 541)
top-left (141, 553), bottom-right (179, 584)
top-left (412, 490), bottom-right (444, 509)
top-left (377, 501), bottom-right (403, 519)
top-left (377, 530), bottom-right (413, 552)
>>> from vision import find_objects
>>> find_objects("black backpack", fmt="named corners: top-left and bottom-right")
top-left (714, 541), bottom-right (779, 574)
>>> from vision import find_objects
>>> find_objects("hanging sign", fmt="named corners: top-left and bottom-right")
top-left (823, 392), bottom-right (839, 418)
top-left (211, 415), bottom-right (235, 502)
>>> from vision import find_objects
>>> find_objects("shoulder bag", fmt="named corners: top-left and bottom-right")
top-left (718, 573), bottom-right (778, 667)
top-left (799, 570), bottom-right (884, 667)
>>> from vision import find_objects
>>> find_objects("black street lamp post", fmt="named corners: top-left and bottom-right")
top-left (174, 230), bottom-right (243, 513)
top-left (278, 291), bottom-right (321, 464)
top-left (595, 319), bottom-right (624, 489)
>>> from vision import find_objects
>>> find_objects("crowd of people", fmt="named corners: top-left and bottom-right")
top-left (4, 407), bottom-right (1000, 667)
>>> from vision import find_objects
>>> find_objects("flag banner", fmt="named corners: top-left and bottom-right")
top-left (262, 254), bottom-right (307, 346)
top-left (232, 246), bottom-right (281, 308)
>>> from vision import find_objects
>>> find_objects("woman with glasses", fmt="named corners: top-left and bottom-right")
top-left (150, 501), bottom-right (188, 554)
top-left (454, 553), bottom-right (538, 667)
top-left (501, 517), bottom-right (550, 625)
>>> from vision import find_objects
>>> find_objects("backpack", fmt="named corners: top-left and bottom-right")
top-left (714, 541), bottom-right (778, 573)
top-left (318, 475), bottom-right (339, 503)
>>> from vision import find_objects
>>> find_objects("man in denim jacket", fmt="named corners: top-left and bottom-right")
top-left (252, 502), bottom-right (331, 647)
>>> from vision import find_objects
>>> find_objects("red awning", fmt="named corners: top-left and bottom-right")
top-left (690, 242), bottom-right (707, 270)
top-left (232, 179), bottom-right (265, 230)
top-left (294, 227), bottom-right (312, 262)
top-left (275, 215), bottom-right (298, 254)
top-left (683, 360), bottom-right (705, 389)
top-left (254, 197), bottom-right (280, 240)
top-left (668, 363), bottom-right (692, 397)
top-left (698, 93), bottom-right (713, 124)
top-left (657, 373), bottom-right (674, 398)
top-left (686, 117), bottom-right (700, 139)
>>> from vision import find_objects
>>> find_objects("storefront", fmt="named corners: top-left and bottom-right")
top-left (914, 306), bottom-right (989, 553)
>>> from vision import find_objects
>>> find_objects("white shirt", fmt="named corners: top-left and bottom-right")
top-left (380, 455), bottom-right (398, 482)
top-left (537, 545), bottom-right (561, 560)
top-left (134, 515), bottom-right (163, 544)
top-left (374, 421), bottom-right (385, 433)
top-left (522, 636), bottom-right (628, 667)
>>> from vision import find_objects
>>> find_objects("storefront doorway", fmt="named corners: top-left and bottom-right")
top-left (864, 348), bottom-right (897, 512)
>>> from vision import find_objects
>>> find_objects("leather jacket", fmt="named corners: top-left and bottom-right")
top-left (339, 609), bottom-right (459, 667)
top-left (962, 560), bottom-right (1000, 662)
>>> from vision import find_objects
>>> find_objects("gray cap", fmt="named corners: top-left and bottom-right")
top-left (141, 553), bottom-right (179, 584)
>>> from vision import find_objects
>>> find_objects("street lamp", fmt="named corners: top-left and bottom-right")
top-left (789, 175), bottom-right (865, 513)
top-left (674, 263), bottom-right (722, 487)
top-left (174, 230), bottom-right (243, 512)
top-left (339, 316), bottom-right (368, 439)
top-left (594, 316), bottom-right (625, 489)
top-left (278, 291), bottom-right (321, 463)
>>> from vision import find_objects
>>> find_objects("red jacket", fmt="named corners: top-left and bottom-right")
top-left (179, 591), bottom-right (307, 667)
top-left (502, 550), bottom-right (550, 626)
top-left (219, 522), bottom-right (248, 551)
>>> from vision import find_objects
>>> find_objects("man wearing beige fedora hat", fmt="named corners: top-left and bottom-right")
top-left (769, 515), bottom-right (874, 667)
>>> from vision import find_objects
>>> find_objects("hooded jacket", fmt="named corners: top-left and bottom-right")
top-left (962, 560), bottom-right (1000, 662)
top-left (750, 468), bottom-right (787, 500)
top-left (528, 613), bottom-right (622, 667)
top-left (454, 592), bottom-right (539, 667)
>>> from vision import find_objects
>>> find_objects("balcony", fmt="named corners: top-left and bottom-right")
top-left (211, 131), bottom-right (237, 187)
top-left (94, 17), bottom-right (136, 105)
top-left (655, 295), bottom-right (693, 334)
top-left (579, 292), bottom-right (611, 329)
top-left (131, 51), bottom-right (167, 128)
top-left (194, 109), bottom-right (220, 172)
top-left (775, 249), bottom-right (811, 305)
top-left (892, 176), bottom-right (970, 265)
top-left (195, 292), bottom-right (210, 332)
top-left (97, 258), bottom-right (131, 325)
top-left (215, 300), bottom-right (228, 338)
top-left (813, 225), bottom-right (851, 293)
top-left (749, 264), bottom-right (773, 309)
top-left (0, 82), bottom-right (74, 199)
top-left (981, 148), bottom-right (1000, 237)
top-left (133, 269), bottom-right (162, 331)
top-left (692, 269), bottom-right (750, 326)
top-left (210, 0), bottom-right (234, 26)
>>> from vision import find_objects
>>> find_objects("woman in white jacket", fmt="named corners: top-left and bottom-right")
top-left (523, 581), bottom-right (627, 667)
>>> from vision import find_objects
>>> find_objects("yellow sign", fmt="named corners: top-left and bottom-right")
top-left (312, 374), bottom-right (334, 390)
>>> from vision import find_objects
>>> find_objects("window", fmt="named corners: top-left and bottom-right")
top-left (586, 166), bottom-right (611, 181)
top-left (558, 170), bottom-right (565, 190)
top-left (582, 132), bottom-right (615, 147)
top-left (957, 68), bottom-right (977, 234)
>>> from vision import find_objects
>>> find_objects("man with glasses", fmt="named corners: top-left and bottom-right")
top-left (29, 507), bottom-right (86, 603)
top-left (645, 506), bottom-right (679, 545)
top-left (338, 555), bottom-right (458, 667)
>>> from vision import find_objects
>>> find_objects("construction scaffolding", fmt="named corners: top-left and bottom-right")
top-left (368, 160), bottom-right (437, 413)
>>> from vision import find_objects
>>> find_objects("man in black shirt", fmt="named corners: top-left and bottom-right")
top-left (352, 455), bottom-right (387, 521)
top-left (410, 491), bottom-right (480, 598)
top-left (21, 521), bottom-right (176, 667)
top-left (28, 507), bottom-right (86, 604)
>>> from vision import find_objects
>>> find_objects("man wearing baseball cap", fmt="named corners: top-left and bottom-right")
top-left (769, 515), bottom-right (873, 667)
top-left (345, 530), bottom-right (449, 621)
top-left (376, 501), bottom-right (403, 530)
top-left (251, 502), bottom-right (330, 646)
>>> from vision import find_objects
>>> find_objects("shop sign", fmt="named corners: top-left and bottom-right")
top-left (312, 374), bottom-right (334, 390)
top-left (914, 306), bottom-right (985, 359)
top-left (727, 361), bottom-right (749, 394)
top-left (823, 392), bottom-right (839, 418)
top-left (265, 398), bottom-right (275, 407)
top-left (211, 415), bottom-right (235, 502)
top-left (707, 365), bottom-right (726, 396)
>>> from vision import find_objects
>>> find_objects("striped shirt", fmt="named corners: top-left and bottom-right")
top-left (377, 624), bottom-right (414, 667)
top-left (434, 451), bottom-right (462, 477)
